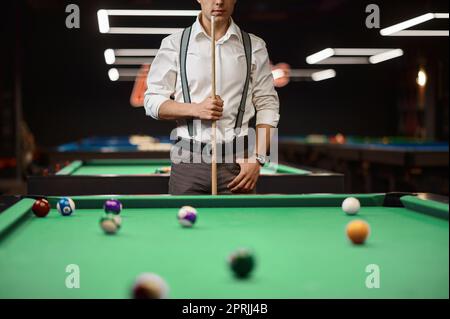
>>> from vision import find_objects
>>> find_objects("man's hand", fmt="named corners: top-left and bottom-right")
top-left (192, 96), bottom-right (224, 120)
top-left (227, 159), bottom-right (261, 193)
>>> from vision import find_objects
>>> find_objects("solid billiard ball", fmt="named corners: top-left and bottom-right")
top-left (342, 197), bottom-right (360, 215)
top-left (104, 199), bottom-right (122, 215)
top-left (32, 198), bottom-right (50, 217)
top-left (100, 214), bottom-right (121, 234)
top-left (177, 206), bottom-right (197, 227)
top-left (56, 197), bottom-right (75, 216)
top-left (346, 220), bottom-right (370, 245)
top-left (228, 248), bottom-right (255, 279)
top-left (132, 273), bottom-right (169, 299)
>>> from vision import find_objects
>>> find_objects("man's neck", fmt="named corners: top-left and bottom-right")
top-left (199, 13), bottom-right (231, 40)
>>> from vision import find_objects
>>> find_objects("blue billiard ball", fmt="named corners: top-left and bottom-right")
top-left (57, 197), bottom-right (75, 216)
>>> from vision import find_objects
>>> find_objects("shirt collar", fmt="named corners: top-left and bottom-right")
top-left (192, 14), bottom-right (242, 43)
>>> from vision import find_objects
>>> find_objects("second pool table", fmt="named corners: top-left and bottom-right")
top-left (28, 159), bottom-right (344, 195)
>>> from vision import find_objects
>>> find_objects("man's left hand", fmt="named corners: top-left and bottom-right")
top-left (227, 159), bottom-right (261, 193)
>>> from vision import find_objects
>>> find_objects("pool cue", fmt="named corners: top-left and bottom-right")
top-left (211, 15), bottom-right (218, 195)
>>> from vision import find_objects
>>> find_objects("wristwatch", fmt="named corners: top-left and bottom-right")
top-left (255, 154), bottom-right (267, 166)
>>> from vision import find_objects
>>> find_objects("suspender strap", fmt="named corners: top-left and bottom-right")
top-left (234, 30), bottom-right (252, 132)
top-left (180, 27), bottom-right (252, 137)
top-left (180, 26), bottom-right (194, 137)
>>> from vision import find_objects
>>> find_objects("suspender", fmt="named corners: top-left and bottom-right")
top-left (180, 26), bottom-right (194, 137)
top-left (180, 26), bottom-right (252, 138)
top-left (235, 30), bottom-right (252, 133)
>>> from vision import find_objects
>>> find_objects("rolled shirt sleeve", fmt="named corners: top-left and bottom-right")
top-left (251, 38), bottom-right (280, 128)
top-left (144, 35), bottom-right (179, 120)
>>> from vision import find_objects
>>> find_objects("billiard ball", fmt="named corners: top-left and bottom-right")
top-left (32, 198), bottom-right (50, 217)
top-left (177, 206), bottom-right (197, 227)
top-left (342, 197), bottom-right (360, 215)
top-left (100, 214), bottom-right (121, 234)
top-left (228, 248), bottom-right (255, 279)
top-left (155, 166), bottom-right (171, 174)
top-left (104, 199), bottom-right (122, 215)
top-left (56, 197), bottom-right (75, 216)
top-left (132, 273), bottom-right (169, 299)
top-left (346, 220), bottom-right (370, 245)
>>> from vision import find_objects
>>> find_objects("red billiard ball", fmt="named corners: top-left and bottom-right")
top-left (32, 198), bottom-right (50, 217)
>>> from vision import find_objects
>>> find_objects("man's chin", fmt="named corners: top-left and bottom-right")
top-left (212, 15), bottom-right (231, 22)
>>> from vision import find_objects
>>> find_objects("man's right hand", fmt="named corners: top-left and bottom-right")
top-left (191, 96), bottom-right (224, 120)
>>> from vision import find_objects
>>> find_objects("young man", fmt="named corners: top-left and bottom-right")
top-left (144, 0), bottom-right (280, 195)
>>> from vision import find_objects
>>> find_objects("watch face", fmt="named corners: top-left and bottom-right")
top-left (257, 155), bottom-right (265, 165)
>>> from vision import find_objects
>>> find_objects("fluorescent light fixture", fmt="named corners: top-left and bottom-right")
top-left (104, 49), bottom-right (115, 65)
top-left (115, 69), bottom-right (140, 77)
top-left (333, 48), bottom-right (388, 55)
top-left (315, 57), bottom-right (370, 64)
top-left (306, 48), bottom-right (403, 65)
top-left (289, 69), bottom-right (337, 81)
top-left (311, 69), bottom-right (336, 82)
top-left (389, 30), bottom-right (449, 36)
top-left (306, 48), bottom-right (334, 64)
top-left (108, 68), bottom-right (120, 81)
top-left (104, 49), bottom-right (158, 66)
top-left (115, 49), bottom-right (159, 57)
top-left (381, 13), bottom-right (434, 35)
top-left (97, 9), bottom-right (110, 33)
top-left (108, 27), bottom-right (183, 35)
top-left (434, 13), bottom-right (449, 18)
top-left (380, 12), bottom-right (449, 36)
top-left (290, 69), bottom-right (317, 77)
top-left (369, 49), bottom-right (403, 64)
top-left (106, 10), bottom-right (199, 16)
top-left (114, 57), bottom-right (154, 65)
top-left (97, 9), bottom-right (200, 34)
top-left (417, 69), bottom-right (427, 87)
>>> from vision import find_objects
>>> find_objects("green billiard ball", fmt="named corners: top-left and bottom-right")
top-left (228, 248), bottom-right (255, 279)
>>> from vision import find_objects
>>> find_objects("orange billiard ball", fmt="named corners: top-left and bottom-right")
top-left (346, 220), bottom-right (370, 245)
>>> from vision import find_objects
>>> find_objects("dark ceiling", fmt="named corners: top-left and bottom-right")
top-left (3, 0), bottom-right (449, 145)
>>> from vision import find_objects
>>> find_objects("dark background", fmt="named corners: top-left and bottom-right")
top-left (4, 0), bottom-right (449, 147)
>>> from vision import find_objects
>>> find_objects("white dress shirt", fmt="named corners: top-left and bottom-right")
top-left (144, 16), bottom-right (280, 143)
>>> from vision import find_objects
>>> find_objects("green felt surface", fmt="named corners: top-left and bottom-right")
top-left (61, 159), bottom-right (310, 176)
top-left (0, 195), bottom-right (448, 299)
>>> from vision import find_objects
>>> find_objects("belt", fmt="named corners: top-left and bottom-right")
top-left (175, 136), bottom-right (251, 156)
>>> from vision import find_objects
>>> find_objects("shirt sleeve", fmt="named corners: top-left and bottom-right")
top-left (251, 37), bottom-right (280, 127)
top-left (144, 35), bottom-right (179, 120)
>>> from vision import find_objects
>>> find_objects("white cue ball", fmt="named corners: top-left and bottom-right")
top-left (342, 197), bottom-right (361, 215)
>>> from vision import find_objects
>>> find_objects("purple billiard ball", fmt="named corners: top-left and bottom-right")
top-left (104, 199), bottom-right (123, 215)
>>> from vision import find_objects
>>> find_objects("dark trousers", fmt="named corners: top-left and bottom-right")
top-left (169, 162), bottom-right (257, 195)
top-left (168, 138), bottom-right (257, 195)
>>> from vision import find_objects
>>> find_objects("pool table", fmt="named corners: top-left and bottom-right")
top-left (27, 159), bottom-right (345, 196)
top-left (279, 136), bottom-right (449, 194)
top-left (47, 135), bottom-right (172, 164)
top-left (0, 193), bottom-right (448, 298)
